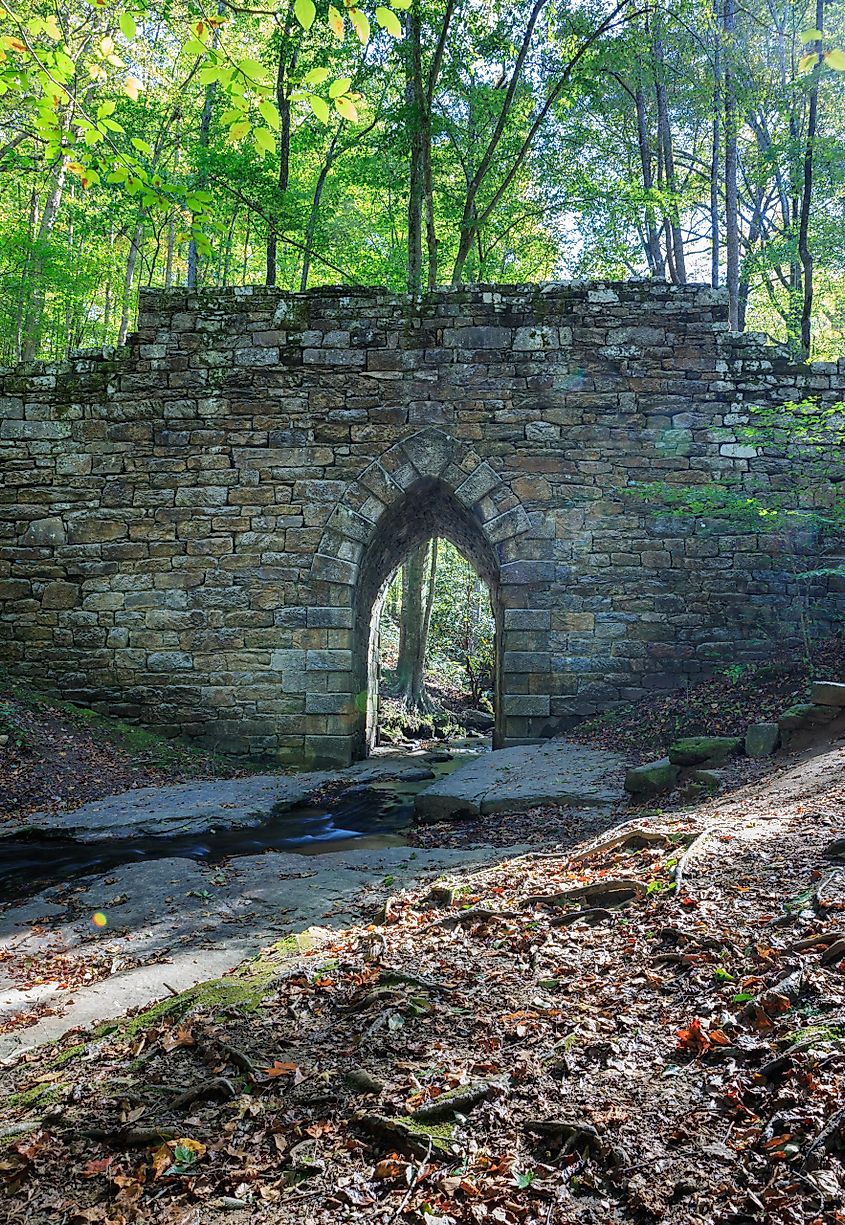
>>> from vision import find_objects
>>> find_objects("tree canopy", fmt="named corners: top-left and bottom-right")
top-left (2, 0), bottom-right (845, 363)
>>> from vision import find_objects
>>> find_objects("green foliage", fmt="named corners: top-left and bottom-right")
top-left (381, 539), bottom-right (496, 705)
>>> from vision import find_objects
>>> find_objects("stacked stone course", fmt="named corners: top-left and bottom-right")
top-left (1, 280), bottom-right (842, 766)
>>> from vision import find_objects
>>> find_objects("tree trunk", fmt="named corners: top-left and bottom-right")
top-left (406, 9), bottom-right (425, 292)
top-left (21, 155), bottom-right (69, 361)
top-left (266, 16), bottom-right (295, 286)
top-left (118, 221), bottom-right (142, 346)
top-left (300, 131), bottom-right (340, 291)
top-left (186, 80), bottom-right (215, 289)
top-left (634, 81), bottom-right (664, 277)
top-left (710, 0), bottom-right (722, 287)
top-left (723, 0), bottom-right (739, 328)
top-left (165, 216), bottom-right (175, 288)
top-left (653, 28), bottom-right (686, 284)
top-left (798, 0), bottom-right (823, 359)
top-left (395, 541), bottom-right (438, 711)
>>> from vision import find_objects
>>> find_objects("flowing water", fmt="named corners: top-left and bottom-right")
top-left (0, 742), bottom-right (486, 905)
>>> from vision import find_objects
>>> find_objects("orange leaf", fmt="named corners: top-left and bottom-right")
top-left (263, 1060), bottom-right (300, 1078)
top-left (676, 1017), bottom-right (711, 1054)
top-left (81, 1156), bottom-right (115, 1178)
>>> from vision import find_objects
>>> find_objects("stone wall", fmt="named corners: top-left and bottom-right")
top-left (1, 281), bottom-right (843, 767)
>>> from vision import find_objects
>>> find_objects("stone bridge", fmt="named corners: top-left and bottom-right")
top-left (1, 282), bottom-right (843, 767)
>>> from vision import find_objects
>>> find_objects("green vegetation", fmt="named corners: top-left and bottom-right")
top-left (4, 0), bottom-right (845, 363)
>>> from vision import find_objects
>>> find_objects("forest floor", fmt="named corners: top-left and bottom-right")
top-left (3, 734), bottom-right (845, 1223)
top-left (0, 675), bottom-right (243, 825)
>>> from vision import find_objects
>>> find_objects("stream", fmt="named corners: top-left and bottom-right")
top-left (0, 743), bottom-right (485, 906)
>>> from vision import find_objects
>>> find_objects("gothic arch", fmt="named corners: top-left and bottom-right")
top-left (308, 429), bottom-right (533, 761)
top-left (311, 428), bottom-right (532, 587)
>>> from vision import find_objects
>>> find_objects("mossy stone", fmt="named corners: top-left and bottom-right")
top-left (668, 736), bottom-right (743, 766)
top-left (624, 758), bottom-right (680, 798)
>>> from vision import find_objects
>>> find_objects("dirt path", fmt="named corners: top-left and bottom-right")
top-left (3, 743), bottom-right (845, 1222)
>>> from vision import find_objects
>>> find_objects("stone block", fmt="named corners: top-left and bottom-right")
top-left (147, 651), bottom-right (193, 671)
top-left (745, 722), bottom-right (779, 757)
top-left (22, 516), bottom-right (66, 546)
top-left (810, 681), bottom-right (845, 707)
top-left (624, 758), bottom-right (680, 798)
top-left (41, 581), bottom-right (79, 610)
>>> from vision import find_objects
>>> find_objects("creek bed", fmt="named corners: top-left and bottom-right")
top-left (0, 742), bottom-right (486, 906)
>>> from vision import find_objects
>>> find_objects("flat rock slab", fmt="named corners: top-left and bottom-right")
top-left (3, 756), bottom-right (436, 842)
top-left (414, 740), bottom-right (628, 823)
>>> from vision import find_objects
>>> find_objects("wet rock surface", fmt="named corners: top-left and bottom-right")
top-left (414, 741), bottom-right (628, 822)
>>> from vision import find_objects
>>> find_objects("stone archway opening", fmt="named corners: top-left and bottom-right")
top-left (352, 478), bottom-right (503, 761)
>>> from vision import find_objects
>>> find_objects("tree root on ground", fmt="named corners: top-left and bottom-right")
top-left (73, 1126), bottom-right (205, 1147)
top-left (550, 907), bottom-right (615, 928)
top-left (570, 828), bottom-right (675, 866)
top-left (524, 879), bottom-right (646, 909)
top-left (408, 1079), bottom-right (506, 1122)
top-left (672, 824), bottom-right (723, 897)
top-left (168, 1076), bottom-right (236, 1111)
top-left (425, 906), bottom-right (520, 931)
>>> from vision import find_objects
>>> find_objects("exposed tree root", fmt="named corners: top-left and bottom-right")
top-left (73, 1126), bottom-right (203, 1147)
top-left (168, 1076), bottom-right (236, 1111)
top-left (672, 824), bottom-right (723, 897)
top-left (425, 906), bottom-right (520, 931)
top-left (570, 828), bottom-right (675, 866)
top-left (550, 908), bottom-right (615, 928)
top-left (525, 879), bottom-right (646, 909)
top-left (408, 1079), bottom-right (505, 1122)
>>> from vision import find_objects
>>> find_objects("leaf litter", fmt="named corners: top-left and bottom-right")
top-left (3, 746), bottom-right (845, 1222)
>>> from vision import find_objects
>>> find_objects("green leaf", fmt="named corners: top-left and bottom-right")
top-left (303, 66), bottom-right (330, 85)
top-left (825, 49), bottom-right (845, 71)
top-left (328, 76), bottom-right (351, 98)
top-left (228, 119), bottom-right (250, 140)
top-left (375, 6), bottom-right (401, 37)
top-left (308, 94), bottom-right (330, 123)
top-left (798, 51), bottom-right (819, 73)
top-left (198, 65), bottom-right (222, 84)
top-left (294, 0), bottom-right (316, 30)
top-left (258, 98), bottom-right (280, 130)
top-left (184, 38), bottom-right (208, 56)
top-left (334, 94), bottom-right (359, 122)
top-left (220, 107), bottom-right (246, 123)
top-left (83, 127), bottom-right (103, 146)
top-left (799, 28), bottom-right (823, 44)
top-left (236, 58), bottom-right (271, 85)
top-left (119, 12), bottom-right (137, 39)
top-left (101, 118), bottom-right (124, 132)
top-left (97, 100), bottom-right (116, 119)
top-left (348, 8), bottom-right (370, 44)
top-left (391, 0), bottom-right (412, 8)
top-left (253, 126), bottom-right (275, 153)
top-left (44, 16), bottom-right (62, 40)
top-left (327, 4), bottom-right (345, 39)
top-left (131, 136), bottom-right (153, 154)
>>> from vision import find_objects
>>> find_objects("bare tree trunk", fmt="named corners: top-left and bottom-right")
top-left (21, 155), bottom-right (69, 361)
top-left (406, 8), bottom-right (425, 292)
top-left (710, 0), bottom-right (722, 287)
top-left (187, 82), bottom-right (215, 289)
top-left (300, 134), bottom-right (339, 291)
top-left (723, 0), bottom-right (739, 328)
top-left (266, 5), bottom-right (296, 286)
top-left (118, 221), bottom-right (142, 346)
top-left (395, 541), bottom-right (438, 712)
top-left (798, 0), bottom-right (823, 359)
top-left (738, 191), bottom-right (763, 331)
top-left (653, 27), bottom-right (686, 284)
top-left (634, 82), bottom-right (664, 277)
top-left (165, 216), bottom-right (175, 288)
